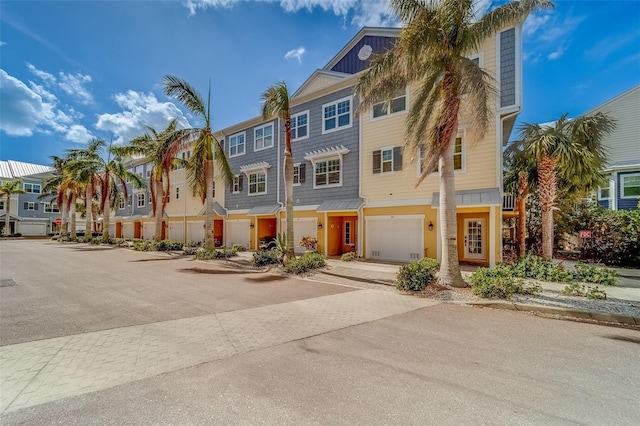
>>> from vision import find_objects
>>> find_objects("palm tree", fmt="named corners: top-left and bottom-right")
top-left (355, 0), bottom-right (552, 287)
top-left (0, 180), bottom-right (25, 236)
top-left (113, 120), bottom-right (183, 241)
top-left (261, 81), bottom-right (295, 261)
top-left (163, 75), bottom-right (234, 251)
top-left (43, 155), bottom-right (70, 234)
top-left (516, 112), bottom-right (615, 258)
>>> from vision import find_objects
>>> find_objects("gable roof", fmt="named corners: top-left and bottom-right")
top-left (584, 84), bottom-right (640, 116)
top-left (292, 70), bottom-right (351, 98)
top-left (0, 160), bottom-right (55, 179)
top-left (322, 27), bottom-right (401, 72)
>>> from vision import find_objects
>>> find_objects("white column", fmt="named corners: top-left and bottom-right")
top-left (489, 205), bottom-right (496, 267)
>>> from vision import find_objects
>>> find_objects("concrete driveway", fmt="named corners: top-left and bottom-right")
top-left (1, 240), bottom-right (639, 424)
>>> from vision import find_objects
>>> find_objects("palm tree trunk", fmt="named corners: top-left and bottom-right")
top-left (517, 171), bottom-right (528, 258)
top-left (85, 184), bottom-right (93, 239)
top-left (4, 194), bottom-right (11, 235)
top-left (203, 159), bottom-right (215, 251)
top-left (61, 193), bottom-right (69, 234)
top-left (438, 136), bottom-right (466, 287)
top-left (283, 122), bottom-right (295, 261)
top-left (154, 177), bottom-right (164, 242)
top-left (102, 202), bottom-right (111, 241)
top-left (69, 193), bottom-right (77, 239)
top-left (538, 155), bottom-right (557, 259)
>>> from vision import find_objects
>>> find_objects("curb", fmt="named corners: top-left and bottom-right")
top-left (470, 301), bottom-right (639, 326)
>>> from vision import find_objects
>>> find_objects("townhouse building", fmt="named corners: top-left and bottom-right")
top-left (0, 160), bottom-right (59, 236)
top-left (593, 85), bottom-right (640, 210)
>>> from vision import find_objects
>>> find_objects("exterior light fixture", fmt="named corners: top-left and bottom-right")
top-left (428, 221), bottom-right (434, 231)
top-left (250, 223), bottom-right (255, 229)
top-left (318, 223), bottom-right (323, 229)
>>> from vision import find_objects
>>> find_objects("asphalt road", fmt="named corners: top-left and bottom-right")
top-left (1, 240), bottom-right (639, 425)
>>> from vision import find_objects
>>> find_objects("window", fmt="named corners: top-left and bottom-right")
top-left (254, 124), bottom-right (274, 151)
top-left (597, 179), bottom-right (610, 200)
top-left (373, 147), bottom-right (402, 174)
top-left (0, 200), bottom-right (4, 210)
top-left (24, 183), bottom-right (41, 194)
top-left (315, 158), bottom-right (341, 187)
top-left (44, 202), bottom-right (60, 213)
top-left (293, 164), bottom-right (306, 185)
top-left (137, 193), bottom-right (145, 207)
top-left (27, 202), bottom-right (35, 211)
top-left (344, 221), bottom-right (352, 245)
top-left (135, 165), bottom-right (144, 177)
top-left (231, 175), bottom-right (243, 194)
top-left (176, 187), bottom-right (180, 200)
top-left (417, 137), bottom-right (464, 175)
top-left (146, 165), bottom-right (152, 178)
top-left (372, 90), bottom-right (406, 119)
top-left (119, 197), bottom-right (125, 209)
top-left (291, 111), bottom-right (309, 141)
top-left (622, 174), bottom-right (640, 198)
top-left (248, 172), bottom-right (266, 195)
top-left (322, 97), bottom-right (351, 133)
top-left (212, 181), bottom-right (216, 198)
top-left (229, 132), bottom-right (245, 157)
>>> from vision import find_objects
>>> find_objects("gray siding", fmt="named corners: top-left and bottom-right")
top-left (617, 171), bottom-right (640, 210)
top-left (225, 119), bottom-right (280, 210)
top-left (284, 86), bottom-right (360, 205)
top-left (18, 178), bottom-right (57, 219)
top-left (331, 36), bottom-right (396, 75)
top-left (500, 28), bottom-right (516, 108)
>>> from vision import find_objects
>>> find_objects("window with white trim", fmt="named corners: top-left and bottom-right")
top-left (291, 111), bottom-right (309, 141)
top-left (248, 172), bottom-right (266, 195)
top-left (597, 178), bottom-right (610, 200)
top-left (417, 137), bottom-right (464, 174)
top-left (344, 221), bottom-right (352, 245)
top-left (373, 147), bottom-right (402, 174)
top-left (24, 183), bottom-right (41, 194)
top-left (372, 90), bottom-right (406, 119)
top-left (622, 174), bottom-right (640, 198)
top-left (146, 164), bottom-right (152, 178)
top-left (232, 175), bottom-right (242, 194)
top-left (293, 164), bottom-right (306, 185)
top-left (254, 123), bottom-right (274, 151)
top-left (0, 200), bottom-right (4, 210)
top-left (314, 158), bottom-right (341, 187)
top-left (135, 165), bottom-right (144, 177)
top-left (176, 187), bottom-right (180, 200)
top-left (229, 132), bottom-right (245, 157)
top-left (137, 193), bottom-right (145, 207)
top-left (27, 202), bottom-right (35, 211)
top-left (119, 197), bottom-right (125, 209)
top-left (322, 97), bottom-right (351, 133)
top-left (44, 202), bottom-right (60, 213)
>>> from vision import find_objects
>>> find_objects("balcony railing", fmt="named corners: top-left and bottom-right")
top-left (502, 193), bottom-right (516, 211)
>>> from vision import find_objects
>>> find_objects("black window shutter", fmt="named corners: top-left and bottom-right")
top-left (229, 180), bottom-right (234, 192)
top-left (373, 150), bottom-right (381, 174)
top-left (34, 203), bottom-right (39, 210)
top-left (299, 164), bottom-right (306, 183)
top-left (239, 175), bottom-right (244, 192)
top-left (393, 147), bottom-right (403, 171)
top-left (24, 202), bottom-right (28, 209)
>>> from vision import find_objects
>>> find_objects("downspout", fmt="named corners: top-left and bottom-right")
top-left (276, 117), bottom-right (284, 235)
top-left (357, 104), bottom-right (367, 259)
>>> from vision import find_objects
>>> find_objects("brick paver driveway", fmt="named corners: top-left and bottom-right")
top-left (0, 240), bottom-right (436, 413)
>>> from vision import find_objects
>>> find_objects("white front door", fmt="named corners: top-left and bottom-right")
top-left (464, 219), bottom-right (485, 260)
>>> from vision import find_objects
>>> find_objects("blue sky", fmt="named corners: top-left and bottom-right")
top-left (1, 0), bottom-right (639, 165)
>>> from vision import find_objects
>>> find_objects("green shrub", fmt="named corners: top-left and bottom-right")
top-left (183, 246), bottom-right (198, 256)
top-left (253, 249), bottom-right (281, 266)
top-left (132, 240), bottom-right (156, 251)
top-left (50, 235), bottom-right (59, 241)
top-left (284, 252), bottom-right (326, 274)
top-left (155, 239), bottom-right (184, 251)
top-left (110, 238), bottom-right (128, 247)
top-left (574, 262), bottom-right (619, 286)
top-left (395, 258), bottom-right (440, 292)
top-left (561, 283), bottom-right (586, 297)
top-left (231, 244), bottom-right (246, 252)
top-left (509, 254), bottom-right (573, 283)
top-left (561, 283), bottom-right (607, 300)
top-left (195, 247), bottom-right (238, 260)
top-left (340, 252), bottom-right (357, 262)
top-left (471, 265), bottom-right (541, 299)
top-left (586, 286), bottom-right (607, 300)
top-left (184, 240), bottom-right (200, 248)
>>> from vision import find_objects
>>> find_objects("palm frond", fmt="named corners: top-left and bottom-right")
top-left (162, 75), bottom-right (207, 119)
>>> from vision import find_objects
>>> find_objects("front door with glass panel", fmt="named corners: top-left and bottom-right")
top-left (464, 219), bottom-right (485, 260)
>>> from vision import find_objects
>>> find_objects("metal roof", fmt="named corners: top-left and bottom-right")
top-left (0, 160), bottom-right (55, 179)
top-left (432, 188), bottom-right (502, 207)
top-left (246, 204), bottom-right (280, 216)
top-left (316, 198), bottom-right (363, 212)
top-left (196, 201), bottom-right (228, 217)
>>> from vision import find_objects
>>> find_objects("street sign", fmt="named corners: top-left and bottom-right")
top-left (54, 218), bottom-right (62, 225)
top-left (579, 230), bottom-right (592, 238)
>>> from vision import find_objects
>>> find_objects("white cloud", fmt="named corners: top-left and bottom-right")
top-left (0, 69), bottom-right (93, 142)
top-left (65, 124), bottom-right (94, 143)
top-left (284, 46), bottom-right (306, 63)
top-left (26, 62), bottom-right (94, 105)
top-left (547, 44), bottom-right (567, 60)
top-left (523, 12), bottom-right (586, 63)
top-left (95, 91), bottom-right (191, 144)
top-left (0, 41), bottom-right (6, 47)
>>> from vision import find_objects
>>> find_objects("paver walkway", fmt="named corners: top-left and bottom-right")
top-left (1, 289), bottom-right (437, 414)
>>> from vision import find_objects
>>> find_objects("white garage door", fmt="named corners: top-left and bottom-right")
top-left (281, 218), bottom-right (317, 253)
top-left (226, 220), bottom-right (250, 248)
top-left (19, 222), bottom-right (47, 236)
top-left (187, 221), bottom-right (204, 244)
top-left (123, 223), bottom-right (134, 239)
top-left (108, 223), bottom-right (116, 238)
top-left (169, 222), bottom-right (184, 242)
top-left (366, 216), bottom-right (423, 262)
top-left (143, 223), bottom-right (155, 240)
